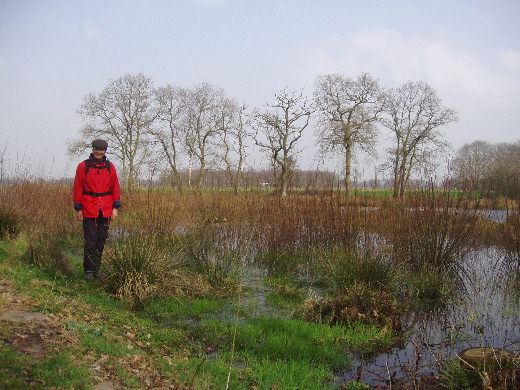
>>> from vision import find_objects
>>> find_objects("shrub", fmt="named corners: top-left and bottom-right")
top-left (381, 199), bottom-right (479, 274)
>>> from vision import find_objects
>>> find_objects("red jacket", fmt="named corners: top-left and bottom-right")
top-left (73, 155), bottom-right (121, 218)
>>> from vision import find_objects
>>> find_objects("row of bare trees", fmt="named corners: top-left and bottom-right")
top-left (451, 140), bottom-right (520, 198)
top-left (68, 72), bottom-right (459, 197)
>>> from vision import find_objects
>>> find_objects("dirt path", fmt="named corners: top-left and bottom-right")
top-left (0, 278), bottom-right (115, 390)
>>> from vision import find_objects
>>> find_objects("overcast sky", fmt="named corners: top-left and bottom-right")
top-left (1, 0), bottom-right (519, 179)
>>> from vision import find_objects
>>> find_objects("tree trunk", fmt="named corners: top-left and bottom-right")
top-left (344, 144), bottom-right (352, 197)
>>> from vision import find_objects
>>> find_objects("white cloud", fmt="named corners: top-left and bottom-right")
top-left (294, 29), bottom-right (520, 108)
top-left (497, 48), bottom-right (520, 70)
top-left (0, 57), bottom-right (6, 70)
top-left (192, 0), bottom-right (225, 7)
top-left (349, 29), bottom-right (502, 99)
top-left (84, 24), bottom-right (101, 40)
top-left (289, 29), bottom-right (520, 145)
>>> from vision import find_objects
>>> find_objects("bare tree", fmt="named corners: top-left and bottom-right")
top-left (153, 84), bottom-right (187, 191)
top-left (217, 102), bottom-right (250, 194)
top-left (451, 140), bottom-right (494, 192)
top-left (70, 73), bottom-right (158, 188)
top-left (452, 140), bottom-right (520, 198)
top-left (380, 81), bottom-right (458, 198)
top-left (314, 73), bottom-right (383, 196)
top-left (252, 88), bottom-right (313, 197)
top-left (179, 83), bottom-right (235, 188)
top-left (487, 141), bottom-right (520, 198)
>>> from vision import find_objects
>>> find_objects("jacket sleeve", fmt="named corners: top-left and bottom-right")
top-left (73, 162), bottom-right (85, 210)
top-left (110, 162), bottom-right (122, 209)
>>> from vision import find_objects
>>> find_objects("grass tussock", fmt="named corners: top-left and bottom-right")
top-left (377, 198), bottom-right (481, 274)
top-left (22, 230), bottom-right (75, 278)
top-left (102, 232), bottom-right (209, 307)
top-left (180, 227), bottom-right (246, 294)
top-left (315, 243), bottom-right (399, 291)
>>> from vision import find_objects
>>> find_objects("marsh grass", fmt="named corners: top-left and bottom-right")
top-left (0, 207), bottom-right (20, 239)
top-left (404, 266), bottom-right (455, 307)
top-left (258, 247), bottom-right (313, 277)
top-left (22, 230), bottom-right (75, 277)
top-left (181, 227), bottom-right (246, 294)
top-left (2, 182), bottom-right (518, 388)
top-left (301, 282), bottom-right (403, 334)
top-left (264, 277), bottom-right (306, 310)
top-left (439, 353), bottom-right (520, 390)
top-left (501, 212), bottom-right (520, 271)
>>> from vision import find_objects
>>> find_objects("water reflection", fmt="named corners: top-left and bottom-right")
top-left (338, 248), bottom-right (520, 387)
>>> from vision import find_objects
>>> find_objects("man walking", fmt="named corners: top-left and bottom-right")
top-left (73, 139), bottom-right (121, 280)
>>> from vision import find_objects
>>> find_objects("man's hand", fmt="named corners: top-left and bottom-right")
top-left (111, 208), bottom-right (118, 221)
top-left (76, 210), bottom-right (83, 221)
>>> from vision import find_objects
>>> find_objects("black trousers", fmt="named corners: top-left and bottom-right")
top-left (83, 212), bottom-right (110, 273)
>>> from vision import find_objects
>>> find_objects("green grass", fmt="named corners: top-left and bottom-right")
top-left (0, 237), bottom-right (397, 389)
top-left (0, 346), bottom-right (91, 389)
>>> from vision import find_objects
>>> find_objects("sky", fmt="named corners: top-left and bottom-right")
top-left (1, 0), bottom-right (519, 179)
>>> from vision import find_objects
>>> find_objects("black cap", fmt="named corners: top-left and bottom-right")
top-left (92, 139), bottom-right (108, 150)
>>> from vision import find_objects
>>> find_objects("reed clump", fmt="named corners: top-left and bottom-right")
top-left (378, 198), bottom-right (480, 274)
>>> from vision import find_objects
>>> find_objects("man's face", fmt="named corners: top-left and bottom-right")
top-left (92, 148), bottom-right (106, 160)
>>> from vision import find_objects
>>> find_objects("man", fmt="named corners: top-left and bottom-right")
top-left (73, 139), bottom-right (121, 280)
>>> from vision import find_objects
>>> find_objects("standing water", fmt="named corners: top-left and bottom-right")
top-left (337, 245), bottom-right (520, 387)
